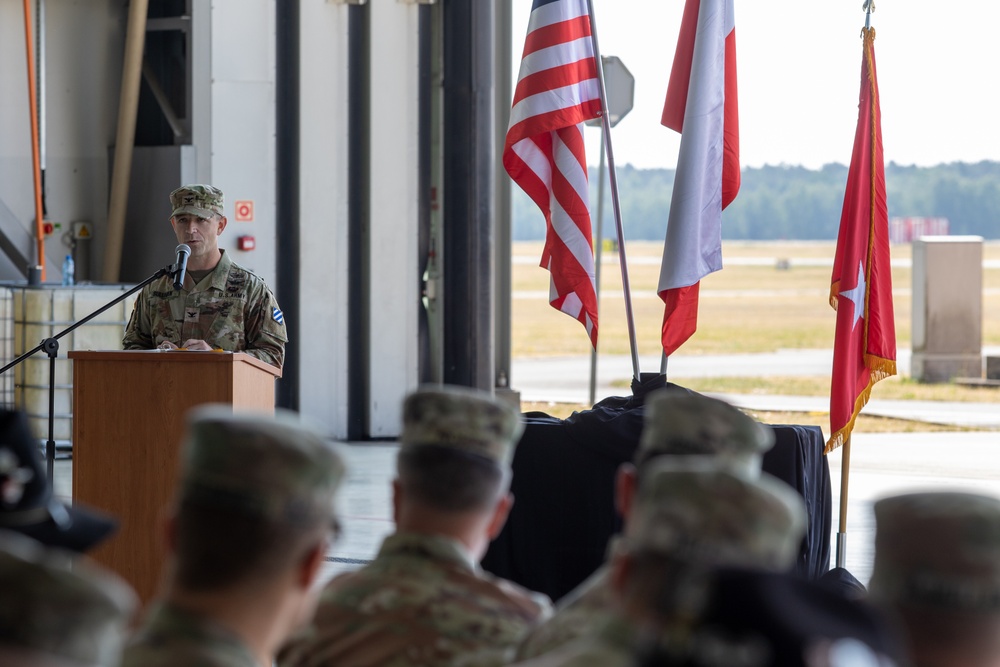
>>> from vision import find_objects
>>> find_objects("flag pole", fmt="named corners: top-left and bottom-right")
top-left (589, 130), bottom-right (608, 406)
top-left (836, 435), bottom-right (852, 568)
top-left (585, 0), bottom-right (641, 384)
top-left (836, 0), bottom-right (875, 572)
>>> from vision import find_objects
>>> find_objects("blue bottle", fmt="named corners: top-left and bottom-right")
top-left (61, 254), bottom-right (75, 286)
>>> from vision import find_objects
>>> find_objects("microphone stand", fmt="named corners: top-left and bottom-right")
top-left (0, 263), bottom-right (175, 479)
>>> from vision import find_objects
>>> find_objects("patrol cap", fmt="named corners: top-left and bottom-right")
top-left (0, 530), bottom-right (137, 666)
top-left (178, 406), bottom-right (346, 526)
top-left (400, 385), bottom-right (524, 467)
top-left (870, 491), bottom-right (1000, 611)
top-left (170, 184), bottom-right (224, 219)
top-left (637, 391), bottom-right (774, 476)
top-left (623, 457), bottom-right (806, 572)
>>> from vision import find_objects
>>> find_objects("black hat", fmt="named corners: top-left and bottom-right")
top-left (0, 409), bottom-right (116, 552)
top-left (633, 567), bottom-right (908, 667)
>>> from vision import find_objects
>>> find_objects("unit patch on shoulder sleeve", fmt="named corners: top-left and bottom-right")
top-left (272, 307), bottom-right (284, 324)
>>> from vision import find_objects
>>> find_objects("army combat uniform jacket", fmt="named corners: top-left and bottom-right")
top-left (121, 602), bottom-right (259, 667)
top-left (509, 615), bottom-right (637, 667)
top-left (278, 532), bottom-right (553, 667)
top-left (122, 250), bottom-right (287, 368)
top-left (516, 564), bottom-right (615, 660)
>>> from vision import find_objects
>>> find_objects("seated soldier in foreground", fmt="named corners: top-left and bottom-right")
top-left (279, 385), bottom-right (552, 667)
top-left (509, 458), bottom-right (807, 666)
top-left (0, 529), bottom-right (137, 667)
top-left (122, 406), bottom-right (346, 667)
top-left (869, 491), bottom-right (1000, 667)
top-left (517, 391), bottom-right (776, 659)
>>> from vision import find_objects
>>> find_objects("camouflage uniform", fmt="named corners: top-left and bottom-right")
top-left (280, 385), bottom-right (551, 667)
top-left (122, 249), bottom-right (287, 368)
top-left (280, 532), bottom-right (550, 667)
top-left (122, 603), bottom-right (259, 667)
top-left (510, 616), bottom-right (637, 667)
top-left (0, 529), bottom-right (137, 666)
top-left (516, 391), bottom-right (776, 660)
top-left (122, 184), bottom-right (287, 369)
top-left (510, 459), bottom-right (807, 667)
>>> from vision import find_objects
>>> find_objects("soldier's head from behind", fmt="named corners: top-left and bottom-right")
top-left (168, 405), bottom-right (345, 597)
top-left (0, 530), bottom-right (136, 667)
top-left (616, 391), bottom-right (775, 523)
top-left (870, 491), bottom-right (1000, 667)
top-left (610, 458), bottom-right (806, 625)
top-left (637, 390), bottom-right (774, 473)
top-left (394, 385), bottom-right (523, 559)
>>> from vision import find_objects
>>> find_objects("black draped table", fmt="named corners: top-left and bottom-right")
top-left (481, 380), bottom-right (832, 602)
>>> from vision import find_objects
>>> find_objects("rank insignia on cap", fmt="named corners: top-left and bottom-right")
top-left (272, 307), bottom-right (284, 324)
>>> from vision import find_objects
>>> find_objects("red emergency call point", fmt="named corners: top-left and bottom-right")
top-left (236, 235), bottom-right (256, 251)
top-left (43, 222), bottom-right (54, 236)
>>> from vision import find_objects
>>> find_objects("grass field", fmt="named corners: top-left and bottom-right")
top-left (514, 240), bottom-right (1000, 432)
top-left (512, 240), bottom-right (1000, 358)
top-left (521, 401), bottom-right (978, 434)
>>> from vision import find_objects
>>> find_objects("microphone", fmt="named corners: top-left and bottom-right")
top-left (172, 244), bottom-right (191, 290)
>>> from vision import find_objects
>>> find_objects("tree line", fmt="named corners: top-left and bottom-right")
top-left (511, 160), bottom-right (1000, 241)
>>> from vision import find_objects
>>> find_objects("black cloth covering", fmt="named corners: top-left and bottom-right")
top-left (481, 376), bottom-right (832, 602)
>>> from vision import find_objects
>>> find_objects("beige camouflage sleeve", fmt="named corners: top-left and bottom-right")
top-left (122, 289), bottom-right (153, 350)
top-left (242, 282), bottom-right (288, 369)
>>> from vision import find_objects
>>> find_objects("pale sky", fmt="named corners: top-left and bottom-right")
top-left (511, 0), bottom-right (1000, 170)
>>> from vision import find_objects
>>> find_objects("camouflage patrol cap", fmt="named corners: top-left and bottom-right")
top-left (170, 184), bottom-right (224, 219)
top-left (870, 491), bottom-right (1000, 611)
top-left (178, 405), bottom-right (346, 526)
top-left (400, 385), bottom-right (524, 466)
top-left (622, 457), bottom-right (806, 571)
top-left (0, 530), bottom-right (137, 666)
top-left (637, 390), bottom-right (774, 476)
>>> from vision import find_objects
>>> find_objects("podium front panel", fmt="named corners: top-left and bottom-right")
top-left (69, 350), bottom-right (278, 602)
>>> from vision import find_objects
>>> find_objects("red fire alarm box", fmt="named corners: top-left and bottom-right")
top-left (236, 235), bottom-right (256, 251)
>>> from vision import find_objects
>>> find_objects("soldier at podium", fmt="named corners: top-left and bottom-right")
top-left (122, 184), bottom-right (288, 369)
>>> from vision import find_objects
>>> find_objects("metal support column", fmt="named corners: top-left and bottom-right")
top-left (441, 0), bottom-right (496, 391)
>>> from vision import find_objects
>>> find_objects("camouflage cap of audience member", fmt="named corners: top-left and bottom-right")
top-left (637, 391), bottom-right (774, 476)
top-left (0, 530), bottom-right (137, 666)
top-left (870, 491), bottom-right (1000, 611)
top-left (179, 405), bottom-right (346, 526)
top-left (400, 385), bottom-right (524, 467)
top-left (623, 457), bottom-right (806, 571)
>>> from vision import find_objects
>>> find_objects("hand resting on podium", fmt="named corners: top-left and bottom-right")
top-left (157, 339), bottom-right (223, 352)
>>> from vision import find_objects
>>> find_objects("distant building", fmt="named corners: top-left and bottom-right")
top-left (889, 217), bottom-right (950, 243)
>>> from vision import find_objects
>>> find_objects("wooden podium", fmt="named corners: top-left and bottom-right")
top-left (69, 350), bottom-right (281, 602)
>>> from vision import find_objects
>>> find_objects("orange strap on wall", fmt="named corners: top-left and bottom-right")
top-left (22, 0), bottom-right (46, 280)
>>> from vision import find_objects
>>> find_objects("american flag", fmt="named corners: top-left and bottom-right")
top-left (503, 0), bottom-right (602, 346)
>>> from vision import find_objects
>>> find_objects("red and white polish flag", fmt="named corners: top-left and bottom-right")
top-left (659, 0), bottom-right (740, 356)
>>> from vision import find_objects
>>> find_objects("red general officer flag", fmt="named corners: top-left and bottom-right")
top-left (658, 0), bottom-right (740, 356)
top-left (504, 0), bottom-right (602, 347)
top-left (827, 27), bottom-right (896, 454)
